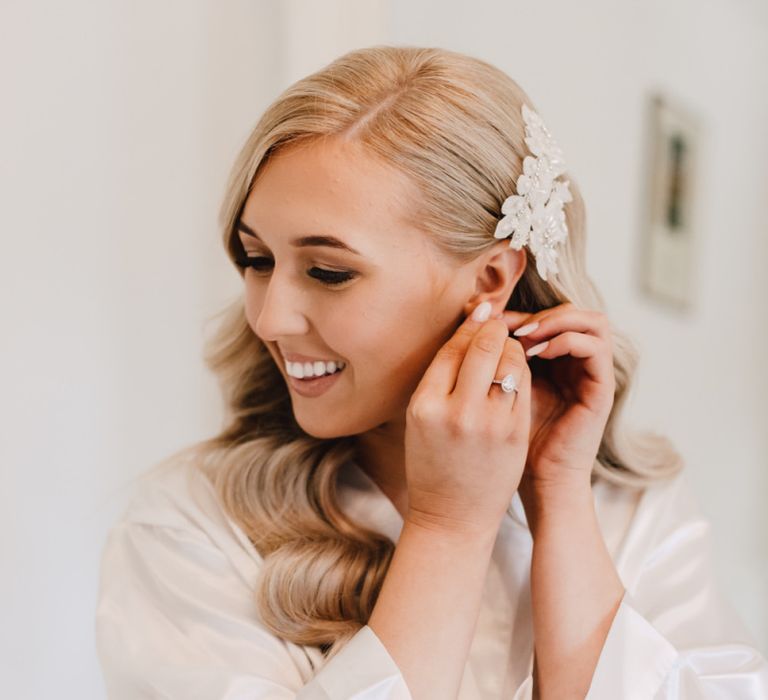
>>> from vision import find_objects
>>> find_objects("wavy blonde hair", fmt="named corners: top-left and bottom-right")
top-left (168, 45), bottom-right (683, 659)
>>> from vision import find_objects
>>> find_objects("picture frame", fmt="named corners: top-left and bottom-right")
top-left (638, 93), bottom-right (702, 311)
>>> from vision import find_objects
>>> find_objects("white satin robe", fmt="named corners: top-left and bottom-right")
top-left (95, 454), bottom-right (768, 698)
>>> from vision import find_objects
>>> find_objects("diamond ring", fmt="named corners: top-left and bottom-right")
top-left (491, 373), bottom-right (519, 394)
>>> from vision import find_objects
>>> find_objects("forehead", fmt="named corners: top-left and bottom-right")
top-left (240, 137), bottom-right (422, 254)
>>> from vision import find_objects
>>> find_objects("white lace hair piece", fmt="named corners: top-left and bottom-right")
top-left (493, 104), bottom-right (573, 281)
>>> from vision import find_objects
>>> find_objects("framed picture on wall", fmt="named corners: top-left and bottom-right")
top-left (639, 93), bottom-right (702, 311)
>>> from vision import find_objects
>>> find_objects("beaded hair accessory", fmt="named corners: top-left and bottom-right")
top-left (493, 104), bottom-right (573, 281)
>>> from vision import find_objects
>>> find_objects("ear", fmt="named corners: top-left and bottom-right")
top-left (462, 242), bottom-right (526, 319)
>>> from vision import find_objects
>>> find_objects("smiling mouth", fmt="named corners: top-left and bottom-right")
top-left (285, 363), bottom-right (347, 382)
top-left (289, 365), bottom-right (346, 381)
top-left (284, 362), bottom-right (347, 397)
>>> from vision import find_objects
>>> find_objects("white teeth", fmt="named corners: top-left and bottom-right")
top-left (286, 360), bottom-right (345, 379)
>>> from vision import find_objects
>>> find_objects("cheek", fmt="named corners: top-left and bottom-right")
top-left (242, 294), bottom-right (260, 335)
top-left (242, 279), bottom-right (271, 333)
top-left (353, 322), bottom-right (431, 382)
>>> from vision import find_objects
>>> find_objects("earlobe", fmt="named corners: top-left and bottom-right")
top-left (462, 298), bottom-right (489, 319)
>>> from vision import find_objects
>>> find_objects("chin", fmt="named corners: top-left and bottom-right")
top-left (297, 424), bottom-right (348, 440)
top-left (291, 409), bottom-right (378, 441)
top-left (289, 410), bottom-right (346, 440)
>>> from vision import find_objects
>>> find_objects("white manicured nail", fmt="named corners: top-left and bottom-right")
top-left (514, 322), bottom-right (539, 337)
top-left (471, 301), bottom-right (492, 322)
top-left (526, 341), bottom-right (549, 357)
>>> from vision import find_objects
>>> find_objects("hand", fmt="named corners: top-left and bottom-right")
top-left (404, 303), bottom-right (532, 538)
top-left (497, 302), bottom-right (615, 493)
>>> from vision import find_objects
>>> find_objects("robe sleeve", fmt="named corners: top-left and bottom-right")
top-left (95, 521), bottom-right (412, 699)
top-left (584, 472), bottom-right (768, 698)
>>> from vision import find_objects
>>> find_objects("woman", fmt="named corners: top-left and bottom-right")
top-left (95, 45), bottom-right (768, 698)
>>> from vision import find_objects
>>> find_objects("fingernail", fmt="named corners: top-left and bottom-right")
top-left (514, 321), bottom-right (539, 337)
top-left (526, 341), bottom-right (548, 357)
top-left (471, 301), bottom-right (492, 322)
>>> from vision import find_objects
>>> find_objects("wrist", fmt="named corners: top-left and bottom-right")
top-left (520, 466), bottom-right (592, 504)
top-left (403, 512), bottom-right (500, 549)
top-left (519, 474), bottom-right (594, 536)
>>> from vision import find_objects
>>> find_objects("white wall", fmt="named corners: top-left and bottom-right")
top-left (1, 1), bottom-right (279, 696)
top-left (388, 0), bottom-right (768, 648)
top-left (2, 1), bottom-right (765, 697)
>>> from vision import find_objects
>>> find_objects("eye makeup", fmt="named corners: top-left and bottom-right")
top-left (234, 253), bottom-right (357, 286)
top-left (231, 226), bottom-right (360, 287)
top-left (231, 233), bottom-right (357, 288)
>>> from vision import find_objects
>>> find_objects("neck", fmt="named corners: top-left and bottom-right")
top-left (353, 417), bottom-right (409, 521)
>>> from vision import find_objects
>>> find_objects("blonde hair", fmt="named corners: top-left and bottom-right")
top-left (172, 45), bottom-right (683, 658)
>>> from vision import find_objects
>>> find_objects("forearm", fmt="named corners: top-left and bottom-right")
top-left (367, 519), bottom-right (497, 700)
top-left (525, 483), bottom-right (625, 699)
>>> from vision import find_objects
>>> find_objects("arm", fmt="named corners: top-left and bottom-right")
top-left (366, 519), bottom-right (498, 700)
top-left (523, 480), bottom-right (626, 699)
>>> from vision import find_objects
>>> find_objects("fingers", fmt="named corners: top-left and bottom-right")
top-left (453, 320), bottom-right (527, 404)
top-left (418, 305), bottom-right (499, 395)
top-left (505, 360), bottom-right (531, 441)
top-left (487, 336), bottom-right (530, 408)
top-left (527, 331), bottom-right (613, 385)
top-left (502, 303), bottom-right (612, 344)
top-left (452, 319), bottom-right (515, 398)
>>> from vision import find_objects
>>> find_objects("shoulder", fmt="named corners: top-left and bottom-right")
top-left (103, 449), bottom-right (264, 577)
top-left (623, 468), bottom-right (704, 544)
top-left (594, 467), bottom-right (712, 583)
top-left (594, 467), bottom-right (696, 534)
top-left (118, 450), bottom-right (217, 528)
top-left (95, 453), bottom-right (321, 694)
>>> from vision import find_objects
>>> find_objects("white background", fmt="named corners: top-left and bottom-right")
top-left (1, 1), bottom-right (766, 697)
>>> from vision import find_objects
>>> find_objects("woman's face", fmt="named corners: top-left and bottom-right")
top-left (237, 136), bottom-right (483, 439)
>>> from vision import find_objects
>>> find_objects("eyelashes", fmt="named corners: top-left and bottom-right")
top-left (233, 255), bottom-right (357, 287)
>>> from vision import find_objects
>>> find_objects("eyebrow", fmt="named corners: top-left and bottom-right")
top-left (236, 220), bottom-right (363, 257)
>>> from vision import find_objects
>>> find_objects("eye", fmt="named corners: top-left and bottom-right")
top-left (308, 267), bottom-right (357, 286)
top-left (234, 254), bottom-right (357, 287)
top-left (234, 255), bottom-right (272, 272)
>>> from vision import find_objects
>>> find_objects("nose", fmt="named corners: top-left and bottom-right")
top-left (248, 270), bottom-right (311, 343)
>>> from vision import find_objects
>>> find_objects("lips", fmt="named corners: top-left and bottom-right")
top-left (278, 347), bottom-right (344, 364)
